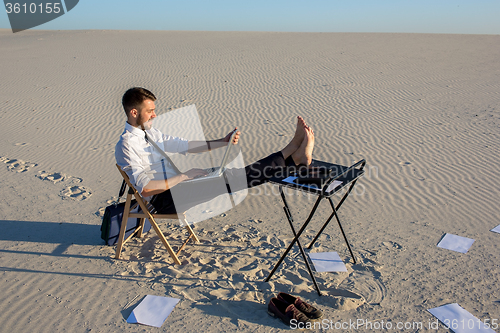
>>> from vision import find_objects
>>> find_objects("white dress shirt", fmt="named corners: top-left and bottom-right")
top-left (115, 122), bottom-right (189, 200)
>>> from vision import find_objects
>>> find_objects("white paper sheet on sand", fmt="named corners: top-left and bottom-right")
top-left (282, 176), bottom-right (343, 192)
top-left (308, 252), bottom-right (347, 272)
top-left (126, 295), bottom-right (180, 328)
top-left (437, 233), bottom-right (475, 254)
top-left (428, 303), bottom-right (495, 332)
top-left (490, 224), bottom-right (500, 234)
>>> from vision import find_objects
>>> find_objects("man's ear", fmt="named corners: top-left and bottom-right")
top-left (130, 108), bottom-right (138, 118)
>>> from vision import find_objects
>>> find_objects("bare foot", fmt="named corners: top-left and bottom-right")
top-left (291, 116), bottom-right (307, 148)
top-left (292, 126), bottom-right (314, 166)
top-left (280, 116), bottom-right (309, 159)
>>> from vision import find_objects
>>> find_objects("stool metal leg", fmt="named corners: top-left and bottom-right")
top-left (308, 176), bottom-right (362, 264)
top-left (307, 209), bottom-right (336, 249)
top-left (266, 193), bottom-right (323, 292)
top-left (330, 198), bottom-right (356, 264)
top-left (308, 197), bottom-right (357, 264)
top-left (279, 188), bottom-right (322, 295)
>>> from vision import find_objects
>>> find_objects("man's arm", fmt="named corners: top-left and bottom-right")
top-left (141, 168), bottom-right (208, 197)
top-left (187, 139), bottom-right (227, 154)
top-left (187, 128), bottom-right (240, 154)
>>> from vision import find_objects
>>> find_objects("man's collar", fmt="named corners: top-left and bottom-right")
top-left (125, 121), bottom-right (147, 137)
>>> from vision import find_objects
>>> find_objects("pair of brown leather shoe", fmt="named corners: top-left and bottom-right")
top-left (267, 292), bottom-right (323, 326)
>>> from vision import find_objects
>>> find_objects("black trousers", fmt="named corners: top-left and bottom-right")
top-left (151, 151), bottom-right (296, 214)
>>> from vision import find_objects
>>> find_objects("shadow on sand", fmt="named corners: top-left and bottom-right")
top-left (0, 219), bottom-right (104, 257)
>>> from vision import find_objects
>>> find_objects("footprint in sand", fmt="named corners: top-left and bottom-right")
top-left (322, 289), bottom-right (366, 311)
top-left (60, 186), bottom-right (92, 201)
top-left (37, 171), bottom-right (83, 184)
top-left (1, 156), bottom-right (37, 173)
top-left (95, 198), bottom-right (118, 217)
top-left (67, 176), bottom-right (83, 184)
top-left (37, 171), bottom-right (67, 183)
top-left (399, 161), bottom-right (411, 166)
top-left (382, 241), bottom-right (404, 250)
top-left (14, 142), bottom-right (29, 147)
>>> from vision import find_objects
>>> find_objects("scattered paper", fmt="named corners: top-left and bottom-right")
top-left (490, 224), bottom-right (500, 234)
top-left (428, 303), bottom-right (495, 332)
top-left (308, 251), bottom-right (347, 272)
top-left (127, 295), bottom-right (180, 328)
top-left (437, 233), bottom-right (475, 254)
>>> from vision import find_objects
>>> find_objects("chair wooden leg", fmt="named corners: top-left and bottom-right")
top-left (116, 165), bottom-right (199, 265)
top-left (175, 218), bottom-right (199, 255)
top-left (136, 218), bottom-right (145, 238)
top-left (130, 191), bottom-right (183, 265)
top-left (176, 235), bottom-right (193, 256)
top-left (115, 193), bottom-right (133, 259)
top-left (183, 218), bottom-right (200, 244)
top-left (148, 218), bottom-right (182, 265)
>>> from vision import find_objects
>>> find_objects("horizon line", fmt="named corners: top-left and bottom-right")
top-left (1, 28), bottom-right (499, 36)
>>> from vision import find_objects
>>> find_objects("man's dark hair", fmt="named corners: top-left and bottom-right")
top-left (122, 87), bottom-right (156, 116)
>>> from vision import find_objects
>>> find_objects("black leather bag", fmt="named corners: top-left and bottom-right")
top-left (100, 181), bottom-right (151, 245)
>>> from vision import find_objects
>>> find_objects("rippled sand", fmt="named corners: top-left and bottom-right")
top-left (1, 30), bottom-right (499, 332)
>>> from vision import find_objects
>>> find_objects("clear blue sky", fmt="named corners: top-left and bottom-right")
top-left (1, 0), bottom-right (499, 34)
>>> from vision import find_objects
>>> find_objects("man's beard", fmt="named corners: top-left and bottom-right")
top-left (137, 113), bottom-right (152, 130)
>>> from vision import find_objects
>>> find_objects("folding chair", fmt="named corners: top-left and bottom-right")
top-left (115, 164), bottom-right (200, 265)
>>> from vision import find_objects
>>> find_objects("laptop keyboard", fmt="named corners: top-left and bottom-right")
top-left (188, 167), bottom-right (219, 181)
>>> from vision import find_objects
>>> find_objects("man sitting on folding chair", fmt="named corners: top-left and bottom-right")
top-left (115, 87), bottom-right (316, 216)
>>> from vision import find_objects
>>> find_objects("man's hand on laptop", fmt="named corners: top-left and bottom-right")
top-left (182, 168), bottom-right (209, 180)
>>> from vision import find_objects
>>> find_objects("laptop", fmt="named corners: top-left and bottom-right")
top-left (182, 131), bottom-right (237, 183)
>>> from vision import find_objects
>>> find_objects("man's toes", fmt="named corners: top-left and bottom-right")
top-left (300, 117), bottom-right (307, 128)
top-left (293, 117), bottom-right (306, 141)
